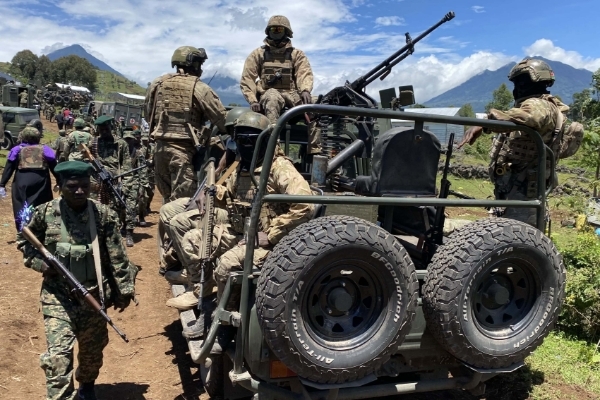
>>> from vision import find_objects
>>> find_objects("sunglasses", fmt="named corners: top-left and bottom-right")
top-left (269, 26), bottom-right (285, 33)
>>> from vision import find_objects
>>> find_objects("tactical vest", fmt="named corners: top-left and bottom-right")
top-left (152, 74), bottom-right (203, 139)
top-left (68, 131), bottom-right (91, 161)
top-left (261, 47), bottom-right (294, 91)
top-left (46, 202), bottom-right (96, 285)
top-left (18, 145), bottom-right (48, 170)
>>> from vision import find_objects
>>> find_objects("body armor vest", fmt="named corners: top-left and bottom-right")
top-left (261, 47), bottom-right (294, 91)
top-left (18, 145), bottom-right (47, 170)
top-left (152, 74), bottom-right (203, 140)
top-left (68, 130), bottom-right (91, 161)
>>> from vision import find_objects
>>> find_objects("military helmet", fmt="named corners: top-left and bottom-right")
top-left (235, 111), bottom-right (270, 132)
top-left (171, 46), bottom-right (208, 68)
top-left (20, 126), bottom-right (42, 142)
top-left (225, 107), bottom-right (250, 127)
top-left (74, 118), bottom-right (86, 128)
top-left (265, 15), bottom-right (293, 38)
top-left (122, 131), bottom-right (135, 140)
top-left (28, 119), bottom-right (43, 132)
top-left (508, 58), bottom-right (555, 87)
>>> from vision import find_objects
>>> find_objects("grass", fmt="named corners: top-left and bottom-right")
top-left (94, 70), bottom-right (146, 100)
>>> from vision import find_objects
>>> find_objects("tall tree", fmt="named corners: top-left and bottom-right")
top-left (485, 83), bottom-right (513, 112)
top-left (458, 103), bottom-right (475, 118)
top-left (9, 50), bottom-right (39, 83)
top-left (50, 55), bottom-right (97, 91)
top-left (33, 55), bottom-right (53, 85)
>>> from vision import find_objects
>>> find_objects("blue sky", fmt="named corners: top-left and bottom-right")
top-left (0, 0), bottom-right (598, 103)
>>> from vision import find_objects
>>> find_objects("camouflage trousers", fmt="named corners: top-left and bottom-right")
top-left (259, 88), bottom-right (322, 154)
top-left (494, 168), bottom-right (539, 227)
top-left (40, 301), bottom-right (108, 400)
top-left (154, 140), bottom-right (197, 202)
top-left (123, 180), bottom-right (140, 230)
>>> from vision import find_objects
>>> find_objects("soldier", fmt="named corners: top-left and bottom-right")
top-left (140, 132), bottom-right (156, 214)
top-left (122, 130), bottom-right (149, 233)
top-left (240, 15), bottom-right (321, 154)
top-left (16, 160), bottom-right (137, 400)
top-left (0, 122), bottom-right (57, 228)
top-left (145, 46), bottom-right (228, 202)
top-left (64, 118), bottom-right (93, 161)
top-left (170, 112), bottom-right (315, 341)
top-left (19, 90), bottom-right (28, 107)
top-left (458, 58), bottom-right (569, 226)
top-left (53, 129), bottom-right (69, 163)
top-left (88, 116), bottom-right (135, 246)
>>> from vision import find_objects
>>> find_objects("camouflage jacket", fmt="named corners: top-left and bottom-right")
top-left (145, 73), bottom-right (227, 141)
top-left (91, 135), bottom-right (133, 186)
top-left (240, 39), bottom-right (314, 104)
top-left (488, 94), bottom-right (570, 167)
top-left (53, 136), bottom-right (69, 163)
top-left (64, 129), bottom-right (93, 161)
top-left (127, 144), bottom-right (149, 188)
top-left (216, 155), bottom-right (315, 244)
top-left (16, 199), bottom-right (137, 314)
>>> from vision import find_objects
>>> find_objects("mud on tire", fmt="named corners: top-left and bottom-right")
top-left (256, 215), bottom-right (419, 384)
top-left (423, 218), bottom-right (565, 369)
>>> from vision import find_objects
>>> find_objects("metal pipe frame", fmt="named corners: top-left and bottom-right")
top-left (235, 104), bottom-right (548, 382)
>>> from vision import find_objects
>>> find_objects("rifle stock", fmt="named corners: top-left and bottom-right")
top-left (21, 226), bottom-right (129, 343)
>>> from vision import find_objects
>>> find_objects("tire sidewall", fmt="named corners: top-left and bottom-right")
top-left (458, 243), bottom-right (561, 356)
top-left (284, 242), bottom-right (408, 370)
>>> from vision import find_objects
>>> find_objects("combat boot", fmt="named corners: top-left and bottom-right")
top-left (164, 269), bottom-right (189, 285)
top-left (78, 381), bottom-right (97, 400)
top-left (182, 296), bottom-right (217, 339)
top-left (210, 326), bottom-right (236, 355)
top-left (126, 230), bottom-right (134, 247)
top-left (139, 215), bottom-right (147, 227)
top-left (166, 290), bottom-right (198, 310)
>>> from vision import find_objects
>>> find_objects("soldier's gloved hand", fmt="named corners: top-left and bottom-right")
top-left (301, 91), bottom-right (312, 105)
top-left (40, 262), bottom-right (59, 278)
top-left (0, 186), bottom-right (6, 198)
top-left (250, 102), bottom-right (261, 113)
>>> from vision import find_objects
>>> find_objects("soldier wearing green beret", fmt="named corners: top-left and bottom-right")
top-left (88, 116), bottom-right (136, 246)
top-left (16, 160), bottom-right (138, 400)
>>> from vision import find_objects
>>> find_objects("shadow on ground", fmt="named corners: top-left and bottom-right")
top-left (95, 382), bottom-right (150, 399)
top-left (163, 319), bottom-right (204, 400)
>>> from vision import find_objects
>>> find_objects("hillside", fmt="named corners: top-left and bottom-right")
top-left (425, 57), bottom-right (593, 111)
top-left (94, 70), bottom-right (147, 99)
top-left (47, 44), bottom-right (123, 77)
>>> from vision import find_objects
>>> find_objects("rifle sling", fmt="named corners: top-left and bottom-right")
top-left (88, 200), bottom-right (105, 309)
top-left (217, 160), bottom-right (239, 185)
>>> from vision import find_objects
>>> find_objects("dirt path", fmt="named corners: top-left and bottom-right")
top-left (0, 192), bottom-right (207, 400)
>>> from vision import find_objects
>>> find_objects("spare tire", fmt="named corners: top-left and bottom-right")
top-left (423, 218), bottom-right (565, 369)
top-left (44, 93), bottom-right (51, 100)
top-left (54, 96), bottom-right (63, 106)
top-left (256, 215), bottom-right (419, 384)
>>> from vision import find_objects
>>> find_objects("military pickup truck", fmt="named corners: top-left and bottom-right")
top-left (1, 106), bottom-right (40, 149)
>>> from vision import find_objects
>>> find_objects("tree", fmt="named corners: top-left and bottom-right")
top-left (9, 50), bottom-right (39, 83)
top-left (458, 103), bottom-right (475, 118)
top-left (50, 55), bottom-right (97, 91)
top-left (593, 68), bottom-right (600, 101)
top-left (33, 55), bottom-right (52, 85)
top-left (485, 83), bottom-right (513, 112)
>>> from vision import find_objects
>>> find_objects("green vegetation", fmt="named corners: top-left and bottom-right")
top-left (486, 83), bottom-right (513, 112)
top-left (94, 70), bottom-right (146, 100)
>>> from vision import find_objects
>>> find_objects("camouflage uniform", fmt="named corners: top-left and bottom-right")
top-left (64, 129), bottom-right (92, 161)
top-left (145, 73), bottom-right (227, 202)
top-left (240, 38), bottom-right (321, 153)
top-left (89, 135), bottom-right (133, 228)
top-left (213, 154), bottom-right (314, 302)
top-left (19, 90), bottom-right (28, 107)
top-left (53, 130), bottom-right (69, 163)
top-left (488, 94), bottom-right (569, 225)
top-left (123, 139), bottom-right (148, 230)
top-left (140, 137), bottom-right (156, 211)
top-left (16, 198), bottom-right (136, 400)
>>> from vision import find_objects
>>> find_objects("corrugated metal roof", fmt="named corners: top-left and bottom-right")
top-left (55, 82), bottom-right (91, 93)
top-left (403, 107), bottom-right (461, 116)
top-left (476, 113), bottom-right (488, 119)
top-left (117, 92), bottom-right (146, 100)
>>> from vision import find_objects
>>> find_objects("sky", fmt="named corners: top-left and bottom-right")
top-left (1, 0), bottom-right (599, 103)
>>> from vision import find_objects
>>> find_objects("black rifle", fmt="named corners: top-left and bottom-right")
top-left (20, 226), bottom-right (129, 342)
top-left (79, 143), bottom-right (130, 213)
top-left (112, 163), bottom-right (149, 181)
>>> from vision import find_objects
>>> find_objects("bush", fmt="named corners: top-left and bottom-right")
top-left (558, 232), bottom-right (600, 340)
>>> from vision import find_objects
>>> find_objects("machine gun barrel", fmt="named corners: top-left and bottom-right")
top-left (351, 11), bottom-right (455, 91)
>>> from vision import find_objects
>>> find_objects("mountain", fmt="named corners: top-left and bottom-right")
top-left (47, 44), bottom-right (124, 77)
top-left (424, 57), bottom-right (593, 112)
top-left (205, 74), bottom-right (248, 106)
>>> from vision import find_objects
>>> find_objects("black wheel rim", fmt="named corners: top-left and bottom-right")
top-left (471, 258), bottom-right (540, 339)
top-left (1, 137), bottom-right (9, 150)
top-left (302, 256), bottom-right (387, 350)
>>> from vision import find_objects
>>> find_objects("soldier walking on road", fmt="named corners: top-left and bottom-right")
top-left (53, 129), bottom-right (69, 163)
top-left (16, 160), bottom-right (137, 400)
top-left (140, 132), bottom-right (156, 213)
top-left (64, 118), bottom-right (92, 161)
top-left (240, 15), bottom-right (321, 154)
top-left (122, 130), bottom-right (149, 232)
top-left (145, 46), bottom-right (228, 202)
top-left (458, 58), bottom-right (570, 226)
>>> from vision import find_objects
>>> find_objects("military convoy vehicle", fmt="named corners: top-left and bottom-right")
top-left (98, 101), bottom-right (143, 130)
top-left (1, 84), bottom-right (36, 109)
top-left (0, 106), bottom-right (40, 149)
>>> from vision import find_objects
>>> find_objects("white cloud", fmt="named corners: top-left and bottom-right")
top-left (524, 39), bottom-right (600, 72)
top-left (375, 16), bottom-right (405, 27)
top-left (472, 6), bottom-right (485, 13)
top-left (40, 42), bottom-right (69, 55)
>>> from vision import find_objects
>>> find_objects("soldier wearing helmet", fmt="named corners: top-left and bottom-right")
top-left (458, 58), bottom-right (570, 226)
top-left (145, 46), bottom-right (228, 202)
top-left (240, 15), bottom-right (321, 154)
top-left (168, 111), bottom-right (315, 342)
top-left (64, 118), bottom-right (92, 161)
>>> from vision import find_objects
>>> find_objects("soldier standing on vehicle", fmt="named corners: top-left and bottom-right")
top-left (458, 58), bottom-right (570, 226)
top-left (64, 118), bottom-right (92, 161)
top-left (145, 46), bottom-right (228, 202)
top-left (19, 90), bottom-right (28, 107)
top-left (88, 116), bottom-right (135, 245)
top-left (16, 160), bottom-right (137, 400)
top-left (240, 15), bottom-right (321, 154)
